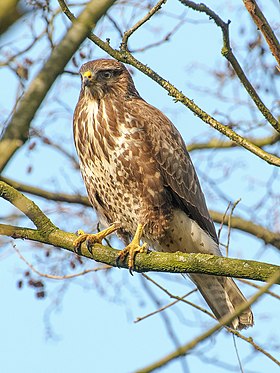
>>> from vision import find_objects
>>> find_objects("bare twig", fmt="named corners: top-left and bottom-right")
top-left (178, 0), bottom-right (280, 134)
top-left (0, 176), bottom-right (91, 206)
top-left (225, 199), bottom-right (241, 257)
top-left (13, 244), bottom-right (111, 279)
top-left (186, 133), bottom-right (280, 152)
top-left (120, 0), bottom-right (167, 51)
top-left (238, 278), bottom-right (280, 301)
top-left (136, 271), bottom-right (280, 373)
top-left (135, 286), bottom-right (197, 323)
top-left (210, 210), bottom-right (280, 251)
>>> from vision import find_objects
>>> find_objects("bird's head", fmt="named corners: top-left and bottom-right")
top-left (79, 59), bottom-right (139, 100)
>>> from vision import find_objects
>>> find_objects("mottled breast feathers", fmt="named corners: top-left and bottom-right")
top-left (73, 58), bottom-right (218, 243)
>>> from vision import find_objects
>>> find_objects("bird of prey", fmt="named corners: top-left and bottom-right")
top-left (73, 58), bottom-right (253, 330)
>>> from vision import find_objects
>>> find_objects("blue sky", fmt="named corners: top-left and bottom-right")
top-left (0, 1), bottom-right (279, 372)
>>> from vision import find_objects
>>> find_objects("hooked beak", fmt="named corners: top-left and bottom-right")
top-left (82, 71), bottom-right (95, 88)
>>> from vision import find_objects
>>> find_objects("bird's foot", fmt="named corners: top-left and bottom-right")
top-left (74, 224), bottom-right (118, 254)
top-left (116, 224), bottom-right (148, 275)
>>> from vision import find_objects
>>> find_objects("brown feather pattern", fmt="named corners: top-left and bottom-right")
top-left (73, 59), bottom-right (253, 330)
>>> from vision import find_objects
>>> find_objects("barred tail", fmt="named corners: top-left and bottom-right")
top-left (190, 274), bottom-right (254, 330)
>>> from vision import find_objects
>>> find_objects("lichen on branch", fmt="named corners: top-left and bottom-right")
top-left (0, 181), bottom-right (279, 283)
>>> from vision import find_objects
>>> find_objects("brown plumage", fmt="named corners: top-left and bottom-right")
top-left (73, 58), bottom-right (253, 330)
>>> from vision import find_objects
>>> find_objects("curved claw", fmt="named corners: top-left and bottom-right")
top-left (115, 224), bottom-right (147, 273)
top-left (73, 225), bottom-right (118, 254)
top-left (116, 241), bottom-right (148, 275)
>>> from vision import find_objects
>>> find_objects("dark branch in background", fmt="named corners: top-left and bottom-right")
top-left (58, 0), bottom-right (280, 166)
top-left (0, 0), bottom-right (117, 173)
top-left (1, 176), bottom-right (279, 250)
top-left (136, 271), bottom-right (280, 373)
top-left (210, 210), bottom-right (280, 250)
top-left (186, 132), bottom-right (280, 152)
top-left (178, 0), bottom-right (280, 134)
top-left (0, 181), bottom-right (279, 282)
top-left (243, 0), bottom-right (280, 69)
top-left (0, 176), bottom-right (90, 205)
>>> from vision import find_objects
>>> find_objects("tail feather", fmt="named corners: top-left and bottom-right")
top-left (190, 274), bottom-right (254, 330)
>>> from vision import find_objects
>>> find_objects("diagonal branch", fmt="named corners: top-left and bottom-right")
top-left (0, 181), bottom-right (279, 283)
top-left (243, 0), bottom-right (280, 69)
top-left (186, 132), bottom-right (280, 152)
top-left (136, 270), bottom-right (280, 373)
top-left (120, 0), bottom-right (167, 51)
top-left (178, 0), bottom-right (280, 134)
top-left (58, 0), bottom-right (280, 167)
top-left (0, 0), bottom-right (116, 173)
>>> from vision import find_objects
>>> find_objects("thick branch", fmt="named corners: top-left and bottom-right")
top-left (0, 181), bottom-right (279, 283)
top-left (0, 0), bottom-right (116, 172)
top-left (179, 0), bottom-right (280, 133)
top-left (58, 0), bottom-right (280, 167)
top-left (0, 0), bottom-right (27, 35)
top-left (1, 177), bottom-right (279, 250)
top-left (243, 0), bottom-right (280, 68)
top-left (0, 223), bottom-right (279, 283)
top-left (0, 180), bottom-right (56, 234)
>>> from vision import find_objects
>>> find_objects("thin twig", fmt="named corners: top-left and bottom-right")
top-left (226, 199), bottom-right (241, 257)
top-left (178, 0), bottom-right (280, 133)
top-left (238, 278), bottom-right (280, 300)
top-left (13, 244), bottom-right (111, 279)
top-left (58, 0), bottom-right (280, 166)
top-left (120, 0), bottom-right (167, 51)
top-left (186, 133), bottom-right (280, 152)
top-left (135, 287), bottom-right (197, 323)
top-left (141, 274), bottom-right (280, 368)
top-left (217, 202), bottom-right (231, 244)
top-left (136, 271), bottom-right (280, 373)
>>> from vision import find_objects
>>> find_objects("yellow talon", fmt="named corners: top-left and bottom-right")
top-left (74, 224), bottom-right (118, 253)
top-left (116, 224), bottom-right (148, 274)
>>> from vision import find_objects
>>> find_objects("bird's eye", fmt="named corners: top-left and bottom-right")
top-left (101, 71), bottom-right (113, 79)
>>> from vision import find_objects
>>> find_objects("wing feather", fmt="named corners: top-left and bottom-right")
top-left (128, 97), bottom-right (218, 243)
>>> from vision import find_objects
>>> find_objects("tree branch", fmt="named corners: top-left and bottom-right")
top-left (140, 274), bottom-right (280, 367)
top-left (58, 0), bottom-right (280, 167)
top-left (0, 181), bottom-right (279, 283)
top-left (186, 132), bottom-right (280, 152)
top-left (178, 0), bottom-right (280, 133)
top-left (120, 0), bottom-right (167, 51)
top-left (1, 177), bottom-right (279, 250)
top-left (0, 0), bottom-right (116, 172)
top-left (243, 0), bottom-right (280, 69)
top-left (0, 176), bottom-right (91, 206)
top-left (210, 210), bottom-right (280, 250)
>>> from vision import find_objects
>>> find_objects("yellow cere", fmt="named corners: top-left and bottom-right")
top-left (83, 71), bottom-right (92, 78)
